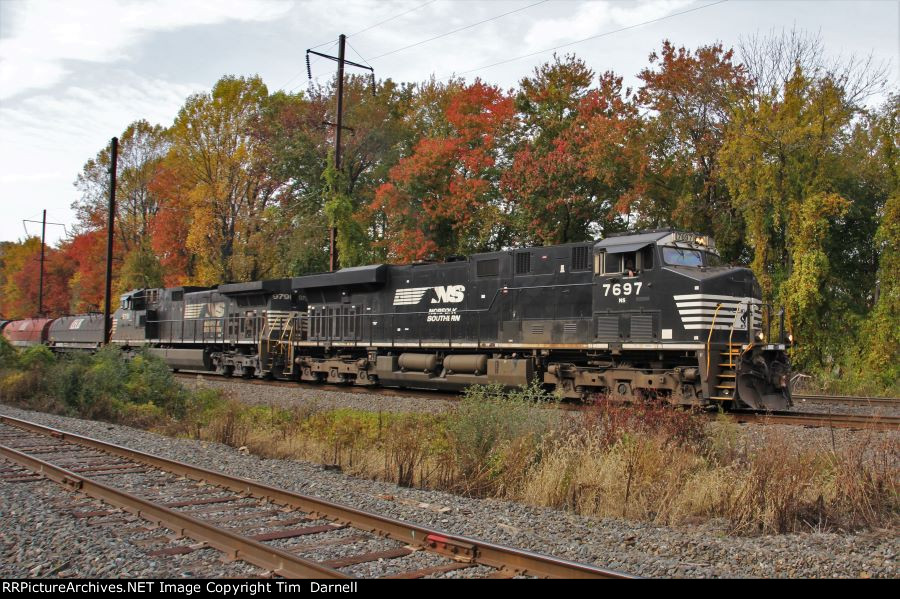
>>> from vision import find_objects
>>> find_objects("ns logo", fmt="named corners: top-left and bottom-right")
top-left (392, 285), bottom-right (466, 306)
top-left (432, 285), bottom-right (465, 303)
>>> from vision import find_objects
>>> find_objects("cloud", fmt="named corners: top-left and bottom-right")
top-left (0, 0), bottom-right (291, 99)
top-left (0, 70), bottom-right (202, 244)
top-left (523, 0), bottom-right (695, 52)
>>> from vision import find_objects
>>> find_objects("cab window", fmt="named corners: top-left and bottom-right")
top-left (663, 247), bottom-right (703, 267)
top-left (705, 252), bottom-right (725, 267)
top-left (595, 247), bottom-right (654, 275)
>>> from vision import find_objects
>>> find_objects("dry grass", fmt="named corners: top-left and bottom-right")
top-left (174, 391), bottom-right (897, 535)
top-left (3, 343), bottom-right (896, 536)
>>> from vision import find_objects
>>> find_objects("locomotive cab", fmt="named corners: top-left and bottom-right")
top-left (591, 230), bottom-right (791, 410)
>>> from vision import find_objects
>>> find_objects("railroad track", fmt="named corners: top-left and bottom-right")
top-left (729, 410), bottom-right (900, 432)
top-left (173, 371), bottom-right (453, 402)
top-left (175, 372), bottom-right (899, 431)
top-left (0, 415), bottom-right (631, 580)
top-left (793, 394), bottom-right (900, 406)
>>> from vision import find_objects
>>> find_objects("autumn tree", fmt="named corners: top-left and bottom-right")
top-left (371, 81), bottom-right (516, 261)
top-left (0, 237), bottom-right (73, 318)
top-left (73, 120), bottom-right (170, 291)
top-left (60, 231), bottom-right (107, 313)
top-left (169, 75), bottom-right (286, 283)
top-left (503, 56), bottom-right (609, 244)
top-left (720, 31), bottom-right (888, 367)
top-left (636, 41), bottom-right (751, 260)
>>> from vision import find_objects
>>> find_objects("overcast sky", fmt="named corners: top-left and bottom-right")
top-left (1, 0), bottom-right (897, 245)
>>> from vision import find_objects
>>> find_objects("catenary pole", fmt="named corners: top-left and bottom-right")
top-left (102, 137), bottom-right (118, 344)
top-left (330, 34), bottom-right (347, 272)
top-left (38, 210), bottom-right (46, 316)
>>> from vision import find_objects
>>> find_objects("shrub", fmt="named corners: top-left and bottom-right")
top-left (126, 349), bottom-right (187, 416)
top-left (0, 335), bottom-right (19, 369)
top-left (18, 345), bottom-right (55, 371)
top-left (444, 382), bottom-right (557, 495)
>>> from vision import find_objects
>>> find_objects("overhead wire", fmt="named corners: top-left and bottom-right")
top-left (443, 0), bottom-right (730, 78)
top-left (367, 0), bottom-right (550, 61)
top-left (280, 40), bottom-right (338, 92)
top-left (349, 0), bottom-right (439, 37)
top-left (280, 0), bottom-right (439, 92)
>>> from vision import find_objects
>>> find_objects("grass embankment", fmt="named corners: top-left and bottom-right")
top-left (1, 337), bottom-right (896, 535)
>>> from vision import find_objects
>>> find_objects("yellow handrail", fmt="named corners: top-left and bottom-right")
top-left (727, 301), bottom-right (744, 368)
top-left (705, 303), bottom-right (724, 381)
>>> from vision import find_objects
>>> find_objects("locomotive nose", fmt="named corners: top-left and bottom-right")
top-left (698, 267), bottom-right (759, 299)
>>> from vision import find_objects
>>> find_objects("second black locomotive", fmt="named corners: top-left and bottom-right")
top-left (102, 229), bottom-right (791, 410)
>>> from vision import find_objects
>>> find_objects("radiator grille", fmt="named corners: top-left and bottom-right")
top-left (563, 322), bottom-right (578, 334)
top-left (630, 315), bottom-right (654, 340)
top-left (530, 324), bottom-right (544, 335)
top-left (515, 252), bottom-right (531, 274)
top-left (571, 246), bottom-right (590, 271)
top-left (596, 316), bottom-right (619, 340)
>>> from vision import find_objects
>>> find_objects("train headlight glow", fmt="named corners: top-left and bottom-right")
top-left (755, 332), bottom-right (765, 342)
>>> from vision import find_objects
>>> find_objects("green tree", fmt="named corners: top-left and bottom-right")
top-left (636, 41), bottom-right (751, 260)
top-left (169, 75), bottom-right (283, 283)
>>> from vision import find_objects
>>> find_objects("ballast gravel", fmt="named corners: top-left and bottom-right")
top-left (1, 403), bottom-right (896, 579)
top-left (0, 475), bottom-right (267, 578)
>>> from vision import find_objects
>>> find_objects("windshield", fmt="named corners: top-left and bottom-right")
top-left (705, 252), bottom-right (725, 267)
top-left (663, 247), bottom-right (703, 267)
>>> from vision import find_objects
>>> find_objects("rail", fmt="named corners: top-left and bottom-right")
top-left (0, 415), bottom-right (632, 579)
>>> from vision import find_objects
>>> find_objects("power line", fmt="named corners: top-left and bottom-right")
top-left (346, 39), bottom-right (373, 70)
top-left (349, 0), bottom-right (439, 37)
top-left (280, 40), bottom-right (338, 92)
top-left (445, 0), bottom-right (730, 78)
top-left (285, 0), bottom-right (440, 91)
top-left (368, 0), bottom-right (550, 61)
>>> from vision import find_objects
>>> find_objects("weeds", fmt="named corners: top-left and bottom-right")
top-left (1, 339), bottom-right (896, 535)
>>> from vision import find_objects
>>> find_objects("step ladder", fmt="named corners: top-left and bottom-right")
top-left (710, 343), bottom-right (741, 402)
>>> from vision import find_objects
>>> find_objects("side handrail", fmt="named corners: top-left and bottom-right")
top-left (704, 303), bottom-right (724, 381)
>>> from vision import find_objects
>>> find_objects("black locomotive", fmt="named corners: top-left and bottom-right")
top-left (98, 229), bottom-right (792, 410)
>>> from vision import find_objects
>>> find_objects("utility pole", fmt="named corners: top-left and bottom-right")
top-left (22, 213), bottom-right (66, 317)
top-left (103, 137), bottom-right (118, 344)
top-left (331, 34), bottom-right (346, 272)
top-left (38, 210), bottom-right (46, 316)
top-left (307, 35), bottom-right (374, 271)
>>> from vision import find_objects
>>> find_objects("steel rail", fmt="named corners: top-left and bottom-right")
top-left (0, 415), bottom-right (632, 579)
top-left (728, 411), bottom-right (900, 432)
top-left (0, 442), bottom-right (348, 579)
top-left (793, 394), bottom-right (900, 406)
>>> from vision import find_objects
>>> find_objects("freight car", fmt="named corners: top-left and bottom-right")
top-left (47, 314), bottom-right (107, 351)
top-left (2, 317), bottom-right (53, 348)
top-left (108, 230), bottom-right (792, 410)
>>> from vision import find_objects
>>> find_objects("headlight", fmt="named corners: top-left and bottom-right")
top-left (755, 332), bottom-right (765, 342)
top-left (788, 333), bottom-right (794, 343)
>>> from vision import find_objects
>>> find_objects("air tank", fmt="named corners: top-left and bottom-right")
top-left (443, 354), bottom-right (488, 375)
top-left (398, 353), bottom-right (438, 373)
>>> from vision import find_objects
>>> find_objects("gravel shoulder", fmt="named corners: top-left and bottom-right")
top-left (1, 403), bottom-right (896, 579)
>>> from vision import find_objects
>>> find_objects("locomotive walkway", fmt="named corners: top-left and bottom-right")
top-left (0, 415), bottom-right (631, 579)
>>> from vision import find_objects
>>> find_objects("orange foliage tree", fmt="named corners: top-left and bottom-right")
top-left (371, 81), bottom-right (515, 261)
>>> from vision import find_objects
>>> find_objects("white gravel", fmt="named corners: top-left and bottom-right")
top-left (1, 403), bottom-right (896, 579)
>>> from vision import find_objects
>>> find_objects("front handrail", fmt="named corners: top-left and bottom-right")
top-left (705, 303), bottom-right (724, 381)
